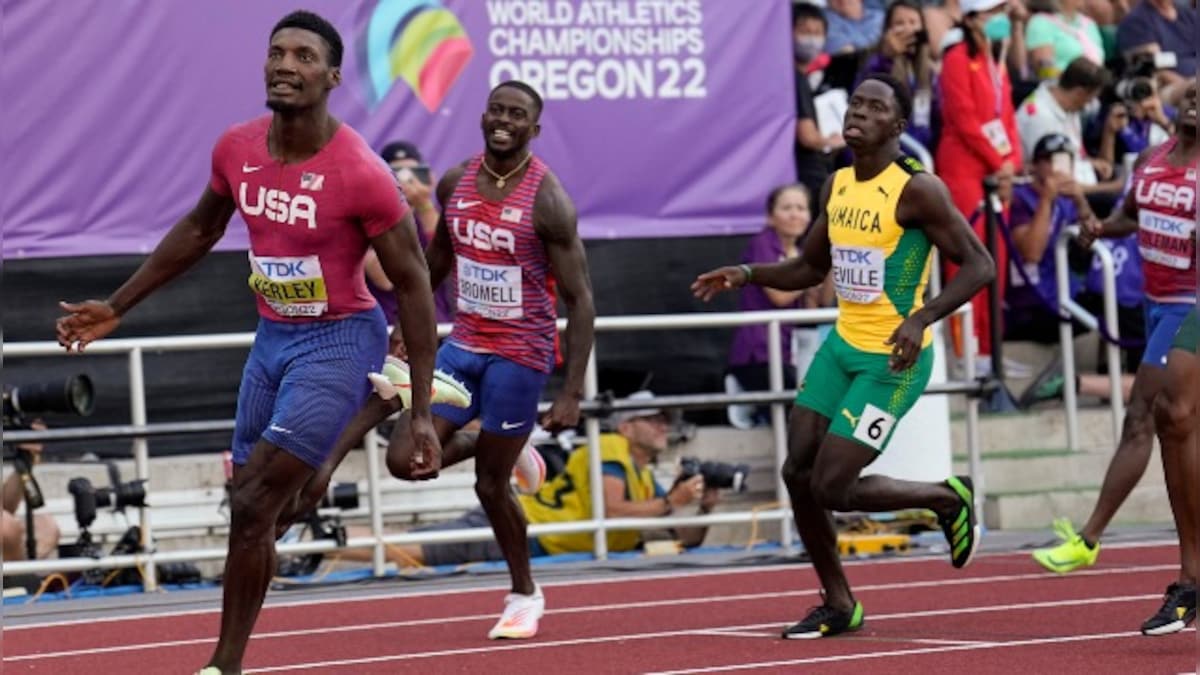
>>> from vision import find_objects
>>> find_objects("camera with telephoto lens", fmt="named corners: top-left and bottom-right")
top-left (1112, 53), bottom-right (1157, 104)
top-left (678, 457), bottom-right (751, 493)
top-left (2, 375), bottom-right (95, 430)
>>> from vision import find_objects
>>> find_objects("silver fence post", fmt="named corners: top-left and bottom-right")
top-left (766, 320), bottom-right (793, 551)
top-left (961, 305), bottom-right (984, 517)
top-left (1055, 234), bottom-right (1081, 450)
top-left (1094, 244), bottom-right (1125, 440)
top-left (585, 350), bottom-right (607, 560)
top-left (364, 426), bottom-right (388, 576)
top-left (128, 347), bottom-right (157, 592)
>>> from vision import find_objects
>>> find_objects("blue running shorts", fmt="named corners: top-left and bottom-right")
top-left (432, 342), bottom-right (549, 436)
top-left (1142, 302), bottom-right (1193, 368)
top-left (232, 306), bottom-right (387, 469)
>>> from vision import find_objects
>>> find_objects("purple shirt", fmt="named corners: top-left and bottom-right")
top-left (368, 220), bottom-right (455, 326)
top-left (729, 228), bottom-right (804, 367)
top-left (1004, 183), bottom-right (1081, 315)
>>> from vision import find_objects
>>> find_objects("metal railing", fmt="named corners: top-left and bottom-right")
top-left (1054, 227), bottom-right (1125, 450)
top-left (3, 304), bottom-right (985, 587)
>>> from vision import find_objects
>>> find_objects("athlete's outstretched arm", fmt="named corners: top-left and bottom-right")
top-left (426, 164), bottom-right (466, 289)
top-left (57, 186), bottom-right (236, 351)
top-left (536, 173), bottom-right (595, 431)
top-left (887, 172), bottom-right (995, 371)
top-left (371, 212), bottom-right (437, 420)
top-left (1079, 147), bottom-right (1154, 247)
top-left (692, 175), bottom-right (834, 300)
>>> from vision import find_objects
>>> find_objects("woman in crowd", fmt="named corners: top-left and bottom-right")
top-left (728, 184), bottom-right (833, 424)
top-left (936, 0), bottom-right (1023, 373)
top-left (1025, 0), bottom-right (1105, 80)
top-left (857, 0), bottom-right (942, 152)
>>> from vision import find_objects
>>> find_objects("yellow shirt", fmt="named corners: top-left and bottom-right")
top-left (825, 158), bottom-right (933, 354)
top-left (518, 434), bottom-right (659, 555)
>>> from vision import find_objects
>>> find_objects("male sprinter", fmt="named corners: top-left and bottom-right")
top-left (1038, 82), bottom-right (1198, 574)
top-left (1144, 308), bottom-right (1199, 635)
top-left (693, 74), bottom-right (995, 639)
top-left (298, 80), bottom-right (595, 640)
top-left (55, 12), bottom-right (443, 674)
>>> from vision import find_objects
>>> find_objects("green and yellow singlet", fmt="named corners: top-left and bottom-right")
top-left (825, 157), bottom-right (933, 354)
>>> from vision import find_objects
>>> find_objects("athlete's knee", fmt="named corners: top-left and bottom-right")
top-left (385, 448), bottom-right (415, 480)
top-left (780, 457), bottom-right (812, 493)
top-left (229, 483), bottom-right (284, 543)
top-left (1154, 389), bottom-right (1191, 443)
top-left (474, 472), bottom-right (512, 506)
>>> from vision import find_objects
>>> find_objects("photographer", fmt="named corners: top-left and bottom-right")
top-left (2, 420), bottom-right (61, 561)
top-left (1116, 0), bottom-right (1196, 106)
top-left (389, 391), bottom-right (721, 567)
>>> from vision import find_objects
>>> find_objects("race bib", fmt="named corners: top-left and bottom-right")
top-left (247, 253), bottom-right (328, 317)
top-left (832, 245), bottom-right (885, 304)
top-left (457, 257), bottom-right (523, 320)
top-left (981, 119), bottom-right (1012, 156)
top-left (913, 90), bottom-right (932, 129)
top-left (1137, 210), bottom-right (1194, 270)
top-left (851, 403), bottom-right (897, 451)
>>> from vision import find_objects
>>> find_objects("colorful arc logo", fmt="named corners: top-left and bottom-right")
top-left (360, 0), bottom-right (473, 111)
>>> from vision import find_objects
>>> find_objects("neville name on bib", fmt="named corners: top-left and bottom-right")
top-left (446, 153), bottom-right (557, 373)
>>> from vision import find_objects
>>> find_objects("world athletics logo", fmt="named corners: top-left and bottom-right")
top-left (359, 0), bottom-right (474, 111)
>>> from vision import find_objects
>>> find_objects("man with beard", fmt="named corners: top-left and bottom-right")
top-left (55, 11), bottom-right (445, 674)
top-left (299, 81), bottom-right (595, 640)
top-left (693, 74), bottom-right (995, 639)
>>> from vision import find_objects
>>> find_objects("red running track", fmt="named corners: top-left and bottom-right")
top-left (3, 542), bottom-right (1195, 674)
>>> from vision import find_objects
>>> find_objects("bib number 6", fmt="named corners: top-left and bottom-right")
top-left (852, 403), bottom-right (897, 451)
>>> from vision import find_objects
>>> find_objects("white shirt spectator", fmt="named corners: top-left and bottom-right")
top-left (1016, 81), bottom-right (1098, 185)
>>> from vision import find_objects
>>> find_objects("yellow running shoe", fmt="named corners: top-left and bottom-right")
top-left (1032, 518), bottom-right (1100, 574)
top-left (368, 356), bottom-right (472, 409)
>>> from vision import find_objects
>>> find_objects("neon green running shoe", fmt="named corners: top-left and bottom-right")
top-left (368, 356), bottom-right (472, 409)
top-left (1032, 518), bottom-right (1100, 574)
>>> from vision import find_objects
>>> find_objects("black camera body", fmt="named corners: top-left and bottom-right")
top-left (67, 462), bottom-right (148, 530)
top-left (1112, 52), bottom-right (1157, 104)
top-left (679, 457), bottom-right (751, 493)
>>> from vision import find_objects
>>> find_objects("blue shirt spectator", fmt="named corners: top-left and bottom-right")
top-left (1116, 0), bottom-right (1197, 77)
top-left (825, 0), bottom-right (885, 54)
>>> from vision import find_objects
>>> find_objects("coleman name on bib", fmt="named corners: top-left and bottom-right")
top-left (832, 245), bottom-right (885, 304)
top-left (248, 253), bottom-right (328, 317)
top-left (457, 258), bottom-right (523, 320)
top-left (1138, 210), bottom-right (1195, 270)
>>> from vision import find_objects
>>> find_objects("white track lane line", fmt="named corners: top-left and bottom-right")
top-left (4, 563), bottom-right (1176, 663)
top-left (647, 627), bottom-right (1197, 674)
top-left (237, 594), bottom-right (1176, 673)
top-left (4, 538), bottom-right (1178, 632)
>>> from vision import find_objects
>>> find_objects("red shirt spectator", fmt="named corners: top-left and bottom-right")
top-left (936, 0), bottom-right (1023, 362)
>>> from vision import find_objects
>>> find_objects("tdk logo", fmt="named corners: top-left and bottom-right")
top-left (452, 218), bottom-right (515, 254)
top-left (259, 260), bottom-right (309, 277)
top-left (239, 184), bottom-right (317, 229)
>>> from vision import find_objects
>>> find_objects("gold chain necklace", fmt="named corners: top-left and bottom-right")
top-left (481, 152), bottom-right (532, 189)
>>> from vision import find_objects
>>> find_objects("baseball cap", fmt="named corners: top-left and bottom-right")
top-left (611, 390), bottom-right (665, 425)
top-left (380, 140), bottom-right (423, 164)
top-left (960, 0), bottom-right (1006, 13)
top-left (1032, 133), bottom-right (1073, 161)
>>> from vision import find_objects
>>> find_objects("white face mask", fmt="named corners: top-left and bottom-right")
top-left (794, 36), bottom-right (825, 62)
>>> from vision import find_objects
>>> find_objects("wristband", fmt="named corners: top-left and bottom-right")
top-left (737, 264), bottom-right (753, 283)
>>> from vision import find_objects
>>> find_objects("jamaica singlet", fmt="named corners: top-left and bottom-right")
top-left (825, 157), bottom-right (933, 354)
top-left (444, 154), bottom-right (557, 373)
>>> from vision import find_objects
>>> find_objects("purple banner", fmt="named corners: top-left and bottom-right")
top-left (2, 0), bottom-right (793, 259)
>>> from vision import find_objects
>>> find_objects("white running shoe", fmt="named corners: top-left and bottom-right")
top-left (512, 443), bottom-right (546, 495)
top-left (368, 356), bottom-right (471, 409)
top-left (487, 585), bottom-right (545, 639)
